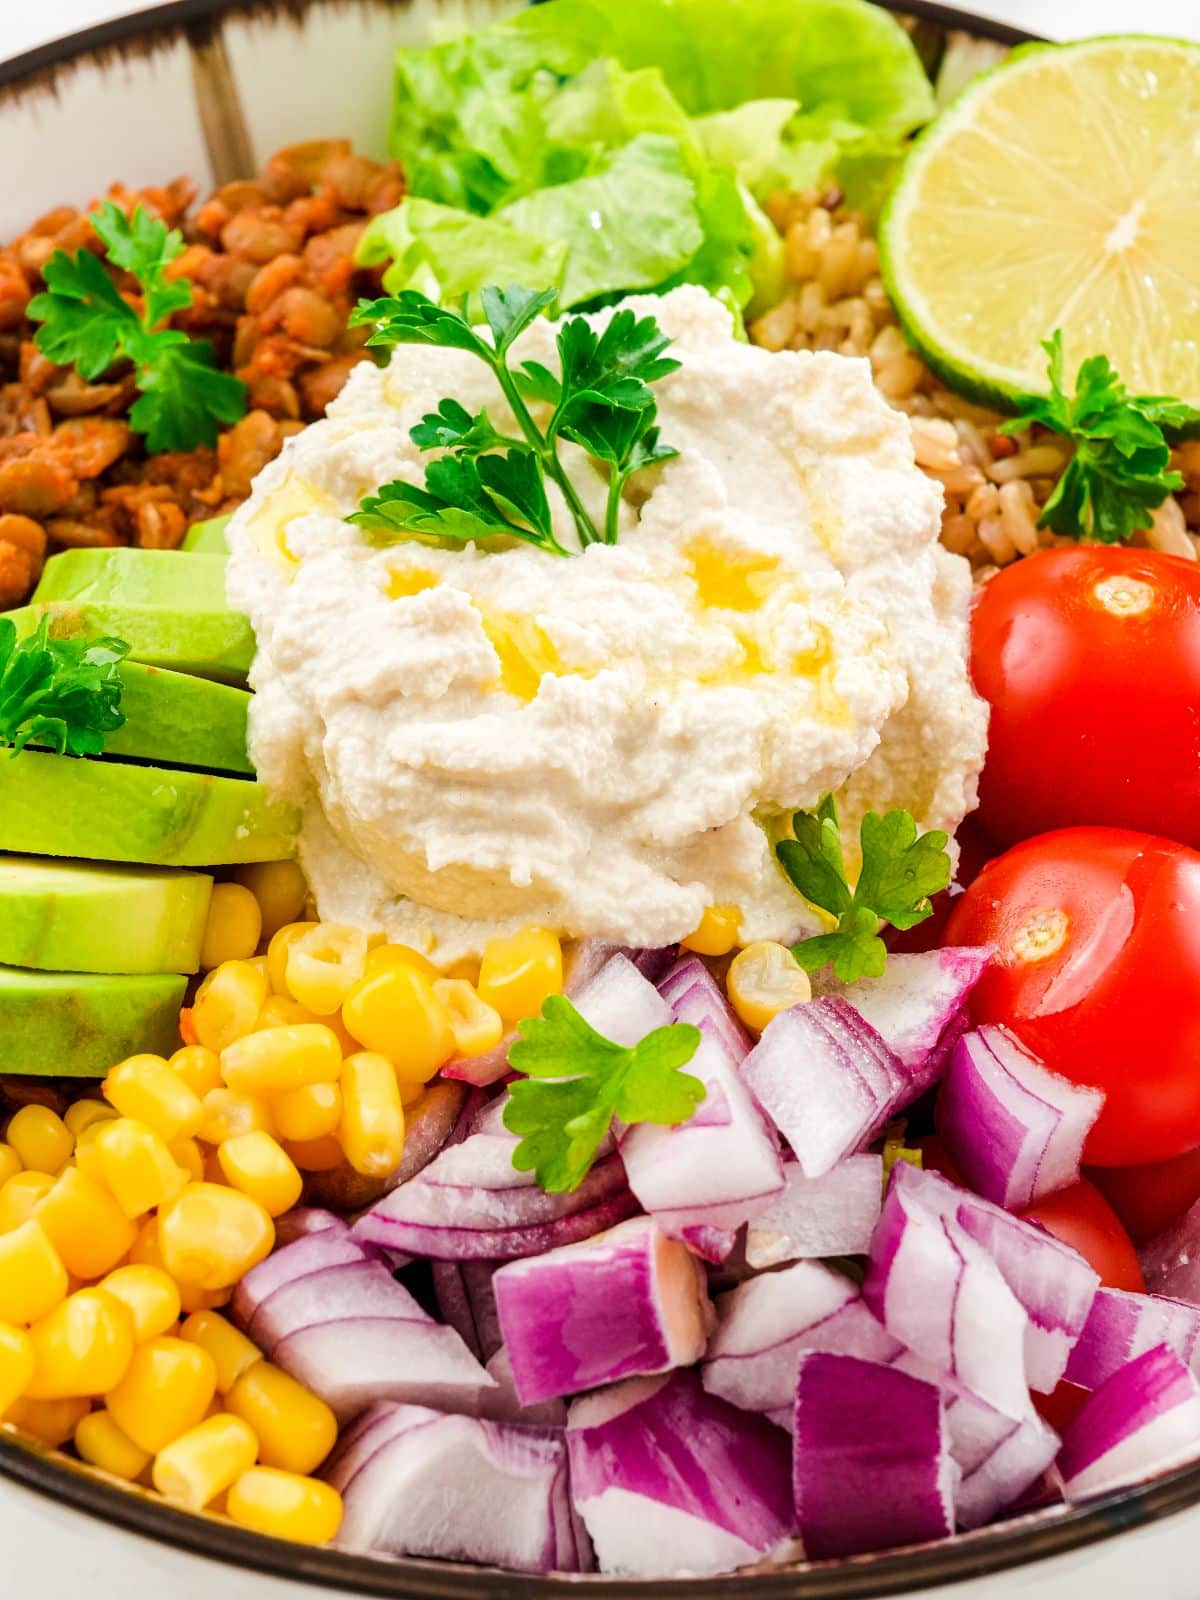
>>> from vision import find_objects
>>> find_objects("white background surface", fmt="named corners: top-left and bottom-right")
top-left (0, 0), bottom-right (1197, 57)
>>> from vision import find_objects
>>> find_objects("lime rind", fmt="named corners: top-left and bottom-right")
top-left (880, 35), bottom-right (1200, 418)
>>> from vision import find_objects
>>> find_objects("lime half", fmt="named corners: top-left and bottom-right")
top-left (881, 36), bottom-right (1200, 410)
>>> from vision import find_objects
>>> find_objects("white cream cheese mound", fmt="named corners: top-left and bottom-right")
top-left (226, 286), bottom-right (988, 962)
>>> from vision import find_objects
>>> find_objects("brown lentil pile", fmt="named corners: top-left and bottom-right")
top-left (0, 140), bottom-right (405, 607)
top-left (751, 188), bottom-right (1200, 576)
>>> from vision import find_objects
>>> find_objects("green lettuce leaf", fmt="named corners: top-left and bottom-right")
top-left (358, 198), bottom-right (568, 303)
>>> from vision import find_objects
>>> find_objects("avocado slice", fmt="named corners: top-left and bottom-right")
top-left (0, 750), bottom-right (297, 867)
top-left (34, 549), bottom-right (228, 609)
top-left (8, 601), bottom-right (254, 685)
top-left (182, 516), bottom-right (231, 554)
top-left (0, 856), bottom-right (212, 975)
top-left (108, 663), bottom-right (252, 775)
top-left (0, 964), bottom-right (186, 1075)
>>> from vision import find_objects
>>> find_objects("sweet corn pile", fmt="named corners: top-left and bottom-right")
top-left (0, 863), bottom-right (809, 1551)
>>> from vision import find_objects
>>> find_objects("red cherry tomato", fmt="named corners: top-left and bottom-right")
top-left (1087, 1147), bottom-right (1200, 1244)
top-left (970, 547), bottom-right (1200, 850)
top-left (1020, 1180), bottom-right (1143, 1293)
top-left (913, 1134), bottom-right (967, 1188)
top-left (944, 826), bottom-right (1200, 1166)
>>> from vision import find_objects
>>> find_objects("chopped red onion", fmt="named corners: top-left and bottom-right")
top-left (1065, 1288), bottom-right (1200, 1391)
top-left (793, 1353), bottom-right (956, 1557)
top-left (1057, 1345), bottom-right (1200, 1501)
top-left (937, 1027), bottom-right (1103, 1210)
top-left (327, 1401), bottom-right (591, 1572)
top-left (231, 1229), bottom-right (371, 1330)
top-left (742, 998), bottom-right (905, 1177)
top-left (703, 1261), bottom-right (901, 1421)
top-left (430, 1259), bottom-right (502, 1365)
top-left (745, 1155), bottom-right (883, 1269)
top-left (658, 955), bottom-right (752, 1062)
top-left (573, 952), bottom-right (676, 1044)
top-left (272, 1208), bottom-right (348, 1248)
top-left (863, 1163), bottom-right (1032, 1418)
top-left (494, 1217), bottom-right (712, 1405)
top-left (941, 1391), bottom-right (1060, 1530)
top-left (469, 1344), bottom-right (568, 1427)
top-left (1140, 1198), bottom-right (1200, 1304)
top-left (567, 1370), bottom-right (794, 1578)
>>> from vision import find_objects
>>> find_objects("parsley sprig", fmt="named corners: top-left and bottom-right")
top-left (777, 794), bottom-right (951, 983)
top-left (27, 201), bottom-right (246, 453)
top-left (0, 615), bottom-right (127, 758)
top-left (348, 285), bottom-right (679, 555)
top-left (1003, 330), bottom-right (1200, 545)
top-left (502, 994), bottom-right (704, 1193)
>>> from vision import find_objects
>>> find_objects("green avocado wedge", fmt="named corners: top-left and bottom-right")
top-left (0, 964), bottom-right (186, 1075)
top-left (107, 663), bottom-right (252, 775)
top-left (0, 857), bottom-right (213, 975)
top-left (33, 549), bottom-right (229, 609)
top-left (0, 750), bottom-right (296, 867)
top-left (182, 516), bottom-right (232, 554)
top-left (6, 601), bottom-right (254, 685)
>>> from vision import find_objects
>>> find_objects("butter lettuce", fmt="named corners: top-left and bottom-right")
top-left (367, 0), bottom-right (933, 313)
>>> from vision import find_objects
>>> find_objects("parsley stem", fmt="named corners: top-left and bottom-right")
top-left (603, 467), bottom-right (624, 545)
top-left (489, 358), bottom-right (601, 549)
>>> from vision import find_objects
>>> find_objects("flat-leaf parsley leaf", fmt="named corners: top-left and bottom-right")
top-left (0, 615), bottom-right (127, 758)
top-left (777, 793), bottom-right (951, 982)
top-left (503, 994), bottom-right (704, 1193)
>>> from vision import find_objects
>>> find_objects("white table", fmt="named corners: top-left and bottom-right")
top-left (0, 0), bottom-right (1196, 57)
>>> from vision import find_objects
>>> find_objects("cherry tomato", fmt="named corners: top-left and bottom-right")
top-left (1087, 1147), bottom-right (1200, 1244)
top-left (970, 547), bottom-right (1200, 849)
top-left (944, 826), bottom-right (1200, 1166)
top-left (913, 1134), bottom-right (967, 1188)
top-left (1020, 1180), bottom-right (1143, 1293)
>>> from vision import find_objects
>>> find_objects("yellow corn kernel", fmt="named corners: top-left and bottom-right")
top-left (179, 1282), bottom-right (233, 1316)
top-left (75, 1409), bottom-right (150, 1481)
top-left (0, 1220), bottom-right (67, 1324)
top-left (203, 1146), bottom-right (226, 1185)
top-left (171, 1137), bottom-right (206, 1183)
top-left (342, 965), bottom-right (455, 1081)
top-left (158, 1184), bottom-right (274, 1292)
top-left (221, 1024), bottom-right (343, 1098)
top-left (234, 861), bottom-right (309, 943)
top-left (192, 961), bottom-right (270, 1053)
top-left (266, 921), bottom-right (318, 995)
top-left (726, 940), bottom-right (813, 1033)
top-left (106, 1336), bottom-right (217, 1455)
top-left (398, 1080), bottom-right (427, 1111)
top-left (35, 1168), bottom-right (136, 1279)
top-left (256, 994), bottom-right (313, 1029)
top-left (198, 1087), bottom-right (275, 1146)
top-left (282, 1135), bottom-right (345, 1172)
top-left (200, 883), bottom-right (264, 971)
top-left (104, 1055), bottom-right (205, 1143)
top-left (433, 978), bottom-right (504, 1060)
top-left (6, 1106), bottom-right (73, 1176)
top-left (168, 1046), bottom-right (223, 1101)
top-left (26, 1289), bottom-right (134, 1399)
top-left (153, 1411), bottom-right (259, 1510)
top-left (63, 1100), bottom-right (118, 1142)
top-left (100, 1265), bottom-right (181, 1343)
top-left (0, 1145), bottom-right (21, 1188)
top-left (81, 1118), bottom-right (187, 1220)
top-left (477, 927), bottom-right (563, 1024)
top-left (0, 1171), bottom-right (56, 1232)
top-left (364, 942), bottom-right (438, 980)
top-left (285, 923), bottom-right (368, 1015)
top-left (5, 1394), bottom-right (89, 1446)
top-left (180, 1311), bottom-right (262, 1395)
top-left (227, 1467), bottom-right (343, 1546)
top-left (0, 1323), bottom-right (34, 1414)
top-left (681, 903), bottom-right (742, 957)
top-left (226, 1362), bottom-right (337, 1475)
top-left (271, 1081), bottom-right (342, 1144)
top-left (128, 1217), bottom-right (165, 1271)
top-left (217, 1133), bottom-right (302, 1218)
top-left (339, 1053), bottom-right (405, 1179)
top-left (443, 956), bottom-right (482, 985)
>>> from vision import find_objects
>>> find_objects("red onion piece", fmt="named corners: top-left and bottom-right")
top-left (567, 1369), bottom-right (794, 1578)
top-left (657, 956), bottom-right (752, 1063)
top-left (1065, 1288), bottom-right (1200, 1391)
top-left (793, 1353), bottom-right (956, 1558)
top-left (937, 1027), bottom-right (1103, 1210)
top-left (703, 1261), bottom-right (901, 1421)
top-left (430, 1259), bottom-right (502, 1365)
top-left (495, 1217), bottom-right (712, 1406)
top-left (863, 1163), bottom-right (1032, 1418)
top-left (742, 997), bottom-right (904, 1177)
top-left (1057, 1345), bottom-right (1200, 1500)
top-left (327, 1401), bottom-right (591, 1573)
top-left (941, 1391), bottom-right (1059, 1530)
top-left (272, 1208), bottom-right (349, 1248)
top-left (231, 1229), bottom-right (371, 1331)
top-left (1140, 1197), bottom-right (1200, 1303)
top-left (745, 1154), bottom-right (883, 1269)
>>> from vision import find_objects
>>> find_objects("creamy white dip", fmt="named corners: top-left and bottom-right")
top-left (226, 286), bottom-right (987, 962)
